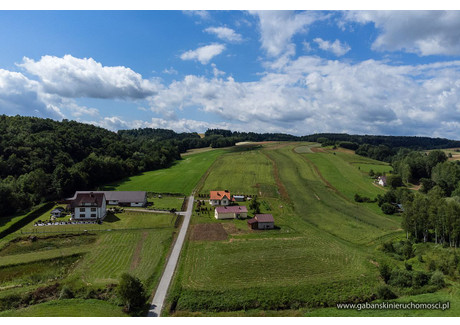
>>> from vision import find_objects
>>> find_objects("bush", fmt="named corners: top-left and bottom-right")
top-left (412, 271), bottom-right (430, 288)
top-left (376, 285), bottom-right (397, 300)
top-left (379, 264), bottom-right (392, 283)
top-left (402, 241), bottom-right (415, 260)
top-left (381, 203), bottom-right (398, 215)
top-left (430, 271), bottom-right (446, 289)
top-left (381, 241), bottom-right (395, 254)
top-left (389, 269), bottom-right (413, 287)
top-left (117, 273), bottom-right (147, 314)
top-left (59, 285), bottom-right (74, 299)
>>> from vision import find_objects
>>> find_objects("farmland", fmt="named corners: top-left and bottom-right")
top-left (165, 142), bottom-right (408, 316)
top-left (104, 149), bottom-right (226, 194)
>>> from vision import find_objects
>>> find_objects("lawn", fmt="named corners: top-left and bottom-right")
top-left (0, 299), bottom-right (127, 317)
top-left (104, 149), bottom-right (226, 194)
top-left (19, 205), bottom-right (177, 234)
top-left (148, 194), bottom-right (185, 211)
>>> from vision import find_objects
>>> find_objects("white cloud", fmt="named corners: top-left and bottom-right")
top-left (344, 11), bottom-right (460, 56)
top-left (0, 69), bottom-right (65, 119)
top-left (204, 26), bottom-right (243, 42)
top-left (250, 10), bottom-right (327, 57)
top-left (183, 10), bottom-right (210, 20)
top-left (147, 55), bottom-right (460, 137)
top-left (19, 55), bottom-right (160, 99)
top-left (163, 67), bottom-right (178, 75)
top-left (180, 44), bottom-right (226, 64)
top-left (314, 38), bottom-right (351, 56)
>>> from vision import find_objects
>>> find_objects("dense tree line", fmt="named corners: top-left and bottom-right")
top-left (0, 116), bottom-right (204, 217)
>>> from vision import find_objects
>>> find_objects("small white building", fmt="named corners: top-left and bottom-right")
top-left (378, 176), bottom-right (387, 187)
top-left (71, 192), bottom-right (107, 221)
top-left (215, 205), bottom-right (248, 219)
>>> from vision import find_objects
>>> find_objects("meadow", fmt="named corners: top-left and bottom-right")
top-left (104, 149), bottom-right (225, 194)
top-left (165, 142), bottom-right (404, 315)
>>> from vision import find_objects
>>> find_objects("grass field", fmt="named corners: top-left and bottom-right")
top-left (104, 149), bottom-right (225, 194)
top-left (165, 142), bottom-right (406, 315)
top-left (198, 148), bottom-right (278, 197)
top-left (0, 299), bottom-right (127, 317)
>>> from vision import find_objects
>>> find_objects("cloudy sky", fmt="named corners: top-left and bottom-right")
top-left (1, 9), bottom-right (460, 138)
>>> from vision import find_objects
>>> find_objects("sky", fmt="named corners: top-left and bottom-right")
top-left (1, 9), bottom-right (460, 139)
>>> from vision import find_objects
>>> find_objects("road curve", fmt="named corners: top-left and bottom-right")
top-left (147, 195), bottom-right (194, 317)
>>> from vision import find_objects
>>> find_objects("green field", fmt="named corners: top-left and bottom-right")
top-left (165, 143), bottom-right (405, 315)
top-left (105, 149), bottom-right (225, 194)
top-left (0, 299), bottom-right (127, 317)
top-left (198, 148), bottom-right (278, 197)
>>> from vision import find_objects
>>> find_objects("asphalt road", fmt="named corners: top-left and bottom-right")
top-left (147, 195), bottom-right (194, 317)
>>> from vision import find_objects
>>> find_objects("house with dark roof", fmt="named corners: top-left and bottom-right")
top-left (209, 190), bottom-right (232, 206)
top-left (247, 214), bottom-right (275, 230)
top-left (68, 191), bottom-right (147, 207)
top-left (51, 207), bottom-right (65, 218)
top-left (214, 205), bottom-right (248, 219)
top-left (71, 192), bottom-right (107, 221)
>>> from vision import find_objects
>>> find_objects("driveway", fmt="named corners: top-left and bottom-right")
top-left (147, 195), bottom-right (194, 317)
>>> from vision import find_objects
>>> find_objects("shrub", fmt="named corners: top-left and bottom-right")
top-left (376, 285), bottom-right (397, 300)
top-left (381, 241), bottom-right (395, 254)
top-left (402, 241), bottom-right (414, 260)
top-left (379, 263), bottom-right (392, 283)
top-left (429, 271), bottom-right (446, 289)
top-left (381, 203), bottom-right (398, 215)
top-left (404, 262), bottom-right (413, 271)
top-left (389, 269), bottom-right (413, 287)
top-left (59, 286), bottom-right (74, 299)
top-left (428, 259), bottom-right (437, 272)
top-left (412, 271), bottom-right (430, 288)
top-left (117, 273), bottom-right (147, 314)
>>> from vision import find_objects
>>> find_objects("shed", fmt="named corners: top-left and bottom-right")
top-left (233, 195), bottom-right (245, 202)
top-left (248, 214), bottom-right (275, 230)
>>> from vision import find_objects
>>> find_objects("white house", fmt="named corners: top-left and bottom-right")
top-left (378, 176), bottom-right (387, 187)
top-left (209, 190), bottom-right (232, 206)
top-left (71, 192), bottom-right (107, 221)
top-left (214, 205), bottom-right (248, 219)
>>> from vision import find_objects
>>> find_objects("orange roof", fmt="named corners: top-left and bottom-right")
top-left (210, 190), bottom-right (231, 200)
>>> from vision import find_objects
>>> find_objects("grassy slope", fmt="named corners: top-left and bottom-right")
top-left (198, 148), bottom-right (277, 196)
top-left (168, 143), bottom-right (400, 314)
top-left (104, 149), bottom-right (225, 194)
top-left (0, 299), bottom-right (127, 317)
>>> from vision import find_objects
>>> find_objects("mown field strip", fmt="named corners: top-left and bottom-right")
top-left (105, 149), bottom-right (226, 194)
top-left (198, 149), bottom-right (277, 196)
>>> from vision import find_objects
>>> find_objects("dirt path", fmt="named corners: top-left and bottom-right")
top-left (130, 231), bottom-right (148, 271)
top-left (261, 151), bottom-right (291, 203)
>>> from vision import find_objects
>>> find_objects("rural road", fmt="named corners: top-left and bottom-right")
top-left (147, 194), bottom-right (194, 317)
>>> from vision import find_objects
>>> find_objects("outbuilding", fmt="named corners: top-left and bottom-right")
top-left (215, 205), bottom-right (248, 219)
top-left (247, 214), bottom-right (275, 230)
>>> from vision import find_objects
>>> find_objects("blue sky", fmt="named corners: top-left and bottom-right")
top-left (1, 9), bottom-right (460, 139)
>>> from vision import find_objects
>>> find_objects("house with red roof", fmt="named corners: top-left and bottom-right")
top-left (247, 214), bottom-right (275, 230)
top-left (214, 205), bottom-right (248, 220)
top-left (209, 190), bottom-right (232, 206)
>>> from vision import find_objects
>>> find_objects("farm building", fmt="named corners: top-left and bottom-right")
top-left (377, 176), bottom-right (387, 187)
top-left (233, 195), bottom-right (245, 202)
top-left (215, 206), bottom-right (248, 219)
top-left (67, 191), bottom-right (147, 207)
top-left (247, 214), bottom-right (275, 230)
top-left (70, 192), bottom-right (107, 221)
top-left (209, 190), bottom-right (232, 206)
